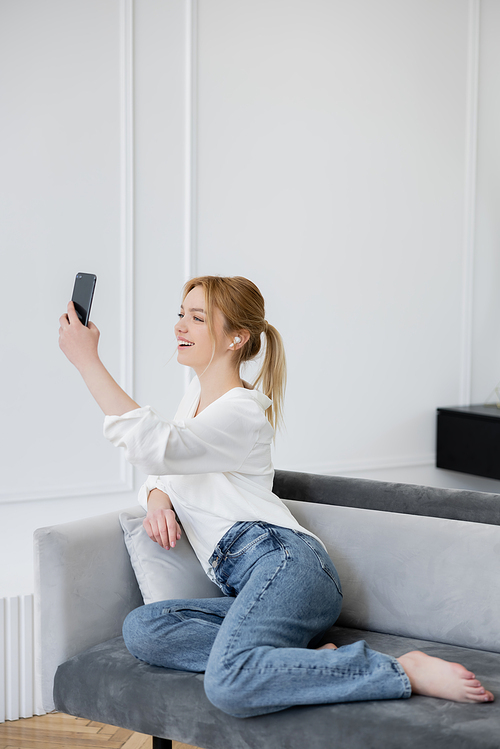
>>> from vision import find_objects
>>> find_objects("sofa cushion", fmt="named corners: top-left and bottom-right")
top-left (284, 499), bottom-right (500, 654)
top-left (53, 626), bottom-right (500, 749)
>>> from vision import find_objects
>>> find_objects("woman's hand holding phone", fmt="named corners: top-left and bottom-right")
top-left (59, 297), bottom-right (139, 416)
top-left (59, 301), bottom-right (101, 373)
top-left (144, 489), bottom-right (182, 550)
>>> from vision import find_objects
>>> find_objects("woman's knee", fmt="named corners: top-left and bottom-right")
top-left (204, 670), bottom-right (242, 717)
top-left (204, 664), bottom-right (255, 718)
top-left (122, 605), bottom-right (152, 660)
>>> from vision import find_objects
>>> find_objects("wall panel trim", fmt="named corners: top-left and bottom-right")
top-left (281, 453), bottom-right (435, 477)
top-left (459, 0), bottom-right (480, 406)
top-left (184, 0), bottom-right (198, 284)
top-left (183, 0), bottom-right (198, 393)
top-left (119, 0), bottom-right (135, 491)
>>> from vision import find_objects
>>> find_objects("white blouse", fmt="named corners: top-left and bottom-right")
top-left (103, 377), bottom-right (319, 579)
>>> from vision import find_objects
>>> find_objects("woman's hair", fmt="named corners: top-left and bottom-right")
top-left (183, 275), bottom-right (287, 431)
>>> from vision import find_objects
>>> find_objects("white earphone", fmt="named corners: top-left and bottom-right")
top-left (229, 336), bottom-right (242, 348)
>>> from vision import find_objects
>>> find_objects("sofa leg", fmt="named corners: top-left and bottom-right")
top-left (152, 738), bottom-right (173, 749)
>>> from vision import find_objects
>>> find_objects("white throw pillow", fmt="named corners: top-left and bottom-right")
top-left (119, 509), bottom-right (224, 604)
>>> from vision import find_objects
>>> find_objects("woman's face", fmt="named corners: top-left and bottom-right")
top-left (174, 286), bottom-right (231, 372)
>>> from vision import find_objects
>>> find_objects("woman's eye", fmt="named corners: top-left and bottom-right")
top-left (177, 312), bottom-right (204, 322)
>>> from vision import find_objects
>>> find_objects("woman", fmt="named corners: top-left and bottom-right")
top-left (59, 275), bottom-right (494, 717)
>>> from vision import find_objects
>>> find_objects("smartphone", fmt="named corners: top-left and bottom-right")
top-left (71, 272), bottom-right (97, 326)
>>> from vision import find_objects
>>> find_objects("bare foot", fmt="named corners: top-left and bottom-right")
top-left (397, 651), bottom-right (494, 703)
top-left (316, 643), bottom-right (338, 651)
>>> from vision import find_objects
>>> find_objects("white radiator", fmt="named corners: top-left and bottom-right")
top-left (0, 595), bottom-right (42, 722)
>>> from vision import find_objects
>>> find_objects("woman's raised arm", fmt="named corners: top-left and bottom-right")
top-left (59, 301), bottom-right (140, 416)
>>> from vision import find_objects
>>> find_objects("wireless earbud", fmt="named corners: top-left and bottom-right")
top-left (229, 336), bottom-right (242, 348)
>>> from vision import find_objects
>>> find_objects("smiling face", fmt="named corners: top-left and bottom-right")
top-left (174, 285), bottom-right (233, 374)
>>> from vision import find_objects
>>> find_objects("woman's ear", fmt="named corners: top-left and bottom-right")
top-left (229, 330), bottom-right (250, 349)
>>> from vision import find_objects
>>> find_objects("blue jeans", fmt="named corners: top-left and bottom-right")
top-left (123, 521), bottom-right (411, 717)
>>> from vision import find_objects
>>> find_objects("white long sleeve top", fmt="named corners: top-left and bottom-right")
top-left (103, 376), bottom-right (319, 579)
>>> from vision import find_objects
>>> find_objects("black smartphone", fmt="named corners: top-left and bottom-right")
top-left (71, 272), bottom-right (97, 326)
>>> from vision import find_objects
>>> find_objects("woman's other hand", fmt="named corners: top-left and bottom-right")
top-left (59, 301), bottom-right (100, 373)
top-left (144, 488), bottom-right (182, 549)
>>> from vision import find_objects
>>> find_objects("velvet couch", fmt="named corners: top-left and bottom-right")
top-left (34, 470), bottom-right (500, 748)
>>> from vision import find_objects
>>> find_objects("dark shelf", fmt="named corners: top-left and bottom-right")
top-left (436, 405), bottom-right (500, 480)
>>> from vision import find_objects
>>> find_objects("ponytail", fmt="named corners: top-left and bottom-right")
top-left (183, 276), bottom-right (287, 432)
top-left (253, 322), bottom-right (287, 432)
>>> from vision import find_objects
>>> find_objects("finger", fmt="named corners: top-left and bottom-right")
top-left (142, 517), bottom-right (154, 541)
top-left (59, 313), bottom-right (69, 326)
top-left (163, 514), bottom-right (180, 548)
top-left (146, 514), bottom-right (170, 549)
top-left (157, 517), bottom-right (171, 549)
top-left (143, 517), bottom-right (162, 546)
top-left (66, 301), bottom-right (82, 325)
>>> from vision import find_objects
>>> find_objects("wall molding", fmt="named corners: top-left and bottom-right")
top-left (3, 480), bottom-right (136, 504)
top-left (0, 0), bottom-right (135, 504)
top-left (184, 0), bottom-right (198, 393)
top-left (279, 453), bottom-right (435, 478)
top-left (459, 0), bottom-right (480, 406)
top-left (118, 0), bottom-right (134, 491)
top-left (184, 0), bottom-right (198, 284)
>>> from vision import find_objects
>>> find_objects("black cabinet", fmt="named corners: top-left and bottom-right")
top-left (436, 405), bottom-right (500, 480)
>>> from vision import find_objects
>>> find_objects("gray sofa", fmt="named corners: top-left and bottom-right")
top-left (34, 470), bottom-right (500, 749)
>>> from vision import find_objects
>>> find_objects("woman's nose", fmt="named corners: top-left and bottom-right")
top-left (175, 320), bottom-right (186, 335)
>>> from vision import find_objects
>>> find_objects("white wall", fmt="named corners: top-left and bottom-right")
top-left (0, 0), bottom-right (188, 596)
top-left (1, 0), bottom-right (499, 598)
top-left (195, 0), bottom-right (471, 476)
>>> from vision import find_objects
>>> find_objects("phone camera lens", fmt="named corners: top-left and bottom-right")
top-left (77, 274), bottom-right (81, 278)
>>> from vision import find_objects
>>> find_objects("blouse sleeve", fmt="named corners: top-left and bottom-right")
top-left (137, 474), bottom-right (171, 510)
top-left (103, 396), bottom-right (262, 477)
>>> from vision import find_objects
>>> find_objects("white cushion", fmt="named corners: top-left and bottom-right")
top-left (119, 509), bottom-right (223, 604)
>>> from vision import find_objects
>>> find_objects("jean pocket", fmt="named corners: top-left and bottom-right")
top-left (294, 532), bottom-right (343, 597)
top-left (225, 529), bottom-right (272, 558)
top-left (221, 522), bottom-right (279, 559)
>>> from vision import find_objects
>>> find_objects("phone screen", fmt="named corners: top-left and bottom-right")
top-left (71, 273), bottom-right (97, 326)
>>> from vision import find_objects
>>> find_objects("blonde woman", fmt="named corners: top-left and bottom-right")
top-left (59, 275), bottom-right (494, 717)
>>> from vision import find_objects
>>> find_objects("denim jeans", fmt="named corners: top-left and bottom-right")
top-left (123, 521), bottom-right (411, 717)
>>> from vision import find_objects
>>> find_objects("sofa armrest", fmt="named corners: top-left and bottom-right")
top-left (34, 507), bottom-right (144, 712)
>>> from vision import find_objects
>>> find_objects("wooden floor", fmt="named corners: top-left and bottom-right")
top-left (0, 713), bottom-right (202, 749)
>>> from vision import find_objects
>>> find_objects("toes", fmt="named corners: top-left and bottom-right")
top-left (465, 686), bottom-right (485, 696)
top-left (466, 688), bottom-right (494, 703)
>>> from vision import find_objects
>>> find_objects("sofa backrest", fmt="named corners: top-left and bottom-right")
top-left (275, 469), bottom-right (500, 525)
top-left (284, 498), bottom-right (500, 654)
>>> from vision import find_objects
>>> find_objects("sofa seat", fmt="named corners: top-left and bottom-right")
top-left (54, 625), bottom-right (500, 749)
